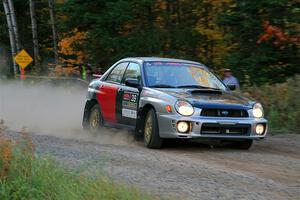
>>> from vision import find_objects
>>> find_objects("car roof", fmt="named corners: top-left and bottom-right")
top-left (120, 57), bottom-right (203, 66)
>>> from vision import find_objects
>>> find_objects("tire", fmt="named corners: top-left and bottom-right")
top-left (88, 104), bottom-right (104, 132)
top-left (231, 139), bottom-right (253, 150)
top-left (143, 108), bottom-right (163, 149)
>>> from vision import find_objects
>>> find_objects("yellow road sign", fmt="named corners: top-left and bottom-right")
top-left (14, 49), bottom-right (33, 69)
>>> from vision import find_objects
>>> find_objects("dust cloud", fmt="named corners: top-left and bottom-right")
top-left (0, 81), bottom-right (136, 146)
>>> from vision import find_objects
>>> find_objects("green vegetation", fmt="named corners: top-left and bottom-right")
top-left (0, 122), bottom-right (154, 200)
top-left (245, 75), bottom-right (300, 134)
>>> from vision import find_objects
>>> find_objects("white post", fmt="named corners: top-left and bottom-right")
top-left (3, 0), bottom-right (18, 76)
top-left (7, 0), bottom-right (21, 52)
top-left (48, 0), bottom-right (58, 64)
top-left (29, 0), bottom-right (40, 68)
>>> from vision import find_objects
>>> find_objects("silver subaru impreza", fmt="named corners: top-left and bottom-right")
top-left (83, 57), bottom-right (267, 149)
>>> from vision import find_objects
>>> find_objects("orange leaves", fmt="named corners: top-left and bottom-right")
top-left (0, 120), bottom-right (35, 179)
top-left (193, 0), bottom-right (234, 68)
top-left (0, 139), bottom-right (12, 179)
top-left (0, 120), bottom-right (12, 179)
top-left (58, 28), bottom-right (87, 65)
top-left (257, 21), bottom-right (300, 48)
top-left (257, 21), bottom-right (288, 44)
top-left (54, 28), bottom-right (86, 77)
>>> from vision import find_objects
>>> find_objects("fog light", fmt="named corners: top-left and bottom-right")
top-left (256, 124), bottom-right (265, 135)
top-left (177, 121), bottom-right (189, 133)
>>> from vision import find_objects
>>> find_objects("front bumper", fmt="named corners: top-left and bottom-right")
top-left (157, 113), bottom-right (268, 140)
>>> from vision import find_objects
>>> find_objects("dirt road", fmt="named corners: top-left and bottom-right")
top-left (7, 131), bottom-right (300, 200)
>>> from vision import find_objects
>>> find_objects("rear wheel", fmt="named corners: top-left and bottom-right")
top-left (143, 108), bottom-right (163, 149)
top-left (230, 140), bottom-right (253, 150)
top-left (88, 104), bottom-right (104, 132)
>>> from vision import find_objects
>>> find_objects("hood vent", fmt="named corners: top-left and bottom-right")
top-left (188, 89), bottom-right (222, 94)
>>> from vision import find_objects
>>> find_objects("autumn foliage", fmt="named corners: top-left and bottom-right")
top-left (58, 28), bottom-right (87, 66)
top-left (0, 120), bottom-right (35, 180)
top-left (257, 21), bottom-right (300, 48)
top-left (46, 28), bottom-right (87, 77)
top-left (0, 120), bottom-right (11, 179)
top-left (0, 0), bottom-right (299, 85)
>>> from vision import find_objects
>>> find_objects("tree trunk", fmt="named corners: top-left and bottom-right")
top-left (48, 0), bottom-right (58, 64)
top-left (7, 0), bottom-right (21, 52)
top-left (3, 0), bottom-right (18, 76)
top-left (175, 0), bottom-right (181, 24)
top-left (29, 0), bottom-right (40, 69)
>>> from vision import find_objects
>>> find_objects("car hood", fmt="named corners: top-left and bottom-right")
top-left (155, 88), bottom-right (253, 110)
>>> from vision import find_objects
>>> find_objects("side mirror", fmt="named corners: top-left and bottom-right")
top-left (227, 84), bottom-right (236, 91)
top-left (125, 78), bottom-right (141, 88)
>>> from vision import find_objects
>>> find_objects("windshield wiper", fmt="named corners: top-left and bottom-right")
top-left (177, 85), bottom-right (221, 90)
top-left (149, 84), bottom-right (177, 88)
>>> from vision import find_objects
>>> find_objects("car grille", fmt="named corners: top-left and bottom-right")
top-left (200, 109), bottom-right (249, 118)
top-left (201, 123), bottom-right (250, 136)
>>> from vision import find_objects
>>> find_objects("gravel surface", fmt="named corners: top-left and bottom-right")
top-left (6, 131), bottom-right (300, 200)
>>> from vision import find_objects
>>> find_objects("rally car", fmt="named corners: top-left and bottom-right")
top-left (82, 57), bottom-right (267, 149)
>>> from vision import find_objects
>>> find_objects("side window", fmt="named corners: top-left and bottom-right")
top-left (106, 62), bottom-right (128, 83)
top-left (122, 62), bottom-right (141, 83)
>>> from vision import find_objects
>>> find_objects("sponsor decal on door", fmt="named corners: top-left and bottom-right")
top-left (122, 92), bottom-right (138, 119)
top-left (122, 109), bottom-right (137, 119)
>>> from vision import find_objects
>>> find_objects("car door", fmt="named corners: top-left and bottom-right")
top-left (116, 62), bottom-right (142, 126)
top-left (97, 62), bottom-right (128, 123)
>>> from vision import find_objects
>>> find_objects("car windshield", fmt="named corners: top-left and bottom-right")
top-left (144, 61), bottom-right (226, 90)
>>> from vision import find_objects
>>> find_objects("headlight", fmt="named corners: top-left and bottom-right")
top-left (253, 103), bottom-right (264, 118)
top-left (175, 100), bottom-right (194, 116)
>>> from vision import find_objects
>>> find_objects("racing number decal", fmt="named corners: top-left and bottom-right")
top-left (122, 92), bottom-right (138, 119)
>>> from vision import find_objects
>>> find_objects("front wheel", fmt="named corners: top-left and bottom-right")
top-left (88, 104), bottom-right (104, 132)
top-left (230, 140), bottom-right (253, 150)
top-left (143, 108), bottom-right (163, 149)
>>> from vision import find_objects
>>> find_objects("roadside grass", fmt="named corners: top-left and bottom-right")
top-left (0, 121), bottom-right (155, 200)
top-left (244, 75), bottom-right (300, 134)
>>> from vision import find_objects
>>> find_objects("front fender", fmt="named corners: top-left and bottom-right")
top-left (137, 88), bottom-right (178, 135)
top-left (139, 88), bottom-right (177, 114)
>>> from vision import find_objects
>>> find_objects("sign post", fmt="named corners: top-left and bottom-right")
top-left (14, 49), bottom-right (33, 79)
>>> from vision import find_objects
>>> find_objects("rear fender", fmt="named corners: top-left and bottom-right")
top-left (82, 99), bottom-right (98, 129)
